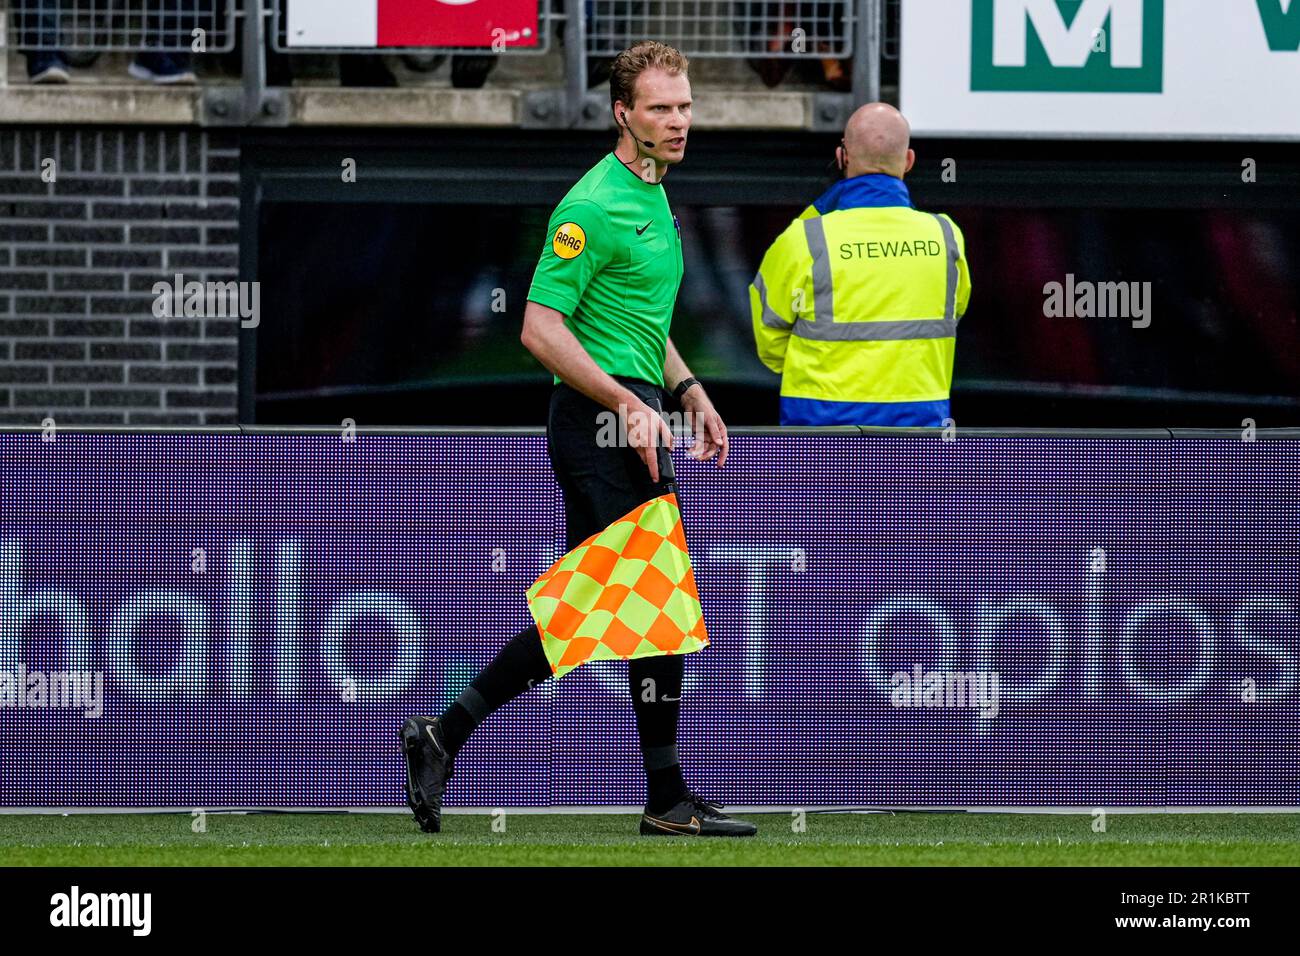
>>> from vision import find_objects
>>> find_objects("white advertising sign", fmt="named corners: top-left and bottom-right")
top-left (901, 0), bottom-right (1300, 139)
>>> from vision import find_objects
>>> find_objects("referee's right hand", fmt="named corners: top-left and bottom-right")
top-left (622, 400), bottom-right (675, 483)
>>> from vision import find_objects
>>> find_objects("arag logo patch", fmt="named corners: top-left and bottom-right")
top-left (552, 222), bottom-right (586, 259)
top-left (971, 0), bottom-right (1164, 92)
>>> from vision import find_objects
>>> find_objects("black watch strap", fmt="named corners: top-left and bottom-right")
top-left (672, 377), bottom-right (701, 401)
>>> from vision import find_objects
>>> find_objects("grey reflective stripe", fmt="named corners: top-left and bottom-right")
top-left (752, 271), bottom-right (792, 329)
top-left (802, 217), bottom-right (834, 324)
top-left (931, 213), bottom-right (960, 324)
top-left (793, 316), bottom-right (957, 341)
top-left (796, 211), bottom-right (958, 343)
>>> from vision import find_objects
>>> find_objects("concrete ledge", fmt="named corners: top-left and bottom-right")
top-left (0, 84), bottom-right (822, 129)
top-left (0, 84), bottom-right (200, 124)
top-left (691, 90), bottom-right (814, 129)
top-left (290, 87), bottom-right (521, 126)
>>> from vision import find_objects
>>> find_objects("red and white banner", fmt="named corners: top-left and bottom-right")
top-left (287, 0), bottom-right (538, 49)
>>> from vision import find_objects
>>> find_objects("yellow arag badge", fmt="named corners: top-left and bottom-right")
top-left (552, 222), bottom-right (586, 260)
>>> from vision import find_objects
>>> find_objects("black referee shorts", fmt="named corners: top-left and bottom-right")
top-left (547, 374), bottom-right (677, 551)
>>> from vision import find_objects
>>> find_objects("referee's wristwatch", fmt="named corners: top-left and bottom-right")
top-left (672, 377), bottom-right (702, 402)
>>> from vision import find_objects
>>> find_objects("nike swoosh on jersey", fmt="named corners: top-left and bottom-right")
top-left (636, 220), bottom-right (653, 235)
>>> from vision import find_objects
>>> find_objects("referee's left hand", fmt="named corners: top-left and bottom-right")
top-left (680, 387), bottom-right (728, 467)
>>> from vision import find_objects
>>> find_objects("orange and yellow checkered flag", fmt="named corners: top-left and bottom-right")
top-left (526, 493), bottom-right (709, 678)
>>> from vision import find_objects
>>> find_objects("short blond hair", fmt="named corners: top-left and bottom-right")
top-left (610, 40), bottom-right (689, 113)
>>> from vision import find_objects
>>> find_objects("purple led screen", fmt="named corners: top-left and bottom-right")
top-left (0, 432), bottom-right (1297, 808)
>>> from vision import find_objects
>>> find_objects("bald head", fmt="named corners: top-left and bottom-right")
top-left (842, 103), bottom-right (914, 179)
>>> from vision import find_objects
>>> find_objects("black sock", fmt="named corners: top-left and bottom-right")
top-left (629, 654), bottom-right (689, 813)
top-left (439, 623), bottom-right (552, 758)
top-left (646, 763), bottom-right (688, 815)
top-left (436, 701), bottom-right (476, 758)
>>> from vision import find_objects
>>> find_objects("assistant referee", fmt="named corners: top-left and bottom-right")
top-left (401, 41), bottom-right (755, 838)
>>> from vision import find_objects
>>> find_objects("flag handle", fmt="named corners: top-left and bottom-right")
top-left (649, 393), bottom-right (678, 496)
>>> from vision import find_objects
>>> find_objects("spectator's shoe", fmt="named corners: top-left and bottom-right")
top-left (340, 53), bottom-right (398, 87)
top-left (401, 52), bottom-right (447, 74)
top-left (451, 55), bottom-right (497, 89)
top-left (820, 57), bottom-right (850, 92)
top-left (399, 715), bottom-right (455, 833)
top-left (28, 53), bottom-right (71, 84)
top-left (746, 57), bottom-right (791, 88)
top-left (587, 56), bottom-right (612, 90)
top-left (128, 51), bottom-right (197, 85)
top-left (640, 791), bottom-right (758, 837)
top-left (746, 17), bottom-right (796, 89)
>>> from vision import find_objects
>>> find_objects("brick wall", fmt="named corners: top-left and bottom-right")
top-left (0, 128), bottom-right (239, 425)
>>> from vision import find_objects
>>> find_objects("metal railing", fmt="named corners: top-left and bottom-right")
top-left (587, 0), bottom-right (852, 58)
top-left (6, 0), bottom-right (236, 53)
top-left (2, 0), bottom-right (885, 126)
top-left (882, 0), bottom-right (898, 60)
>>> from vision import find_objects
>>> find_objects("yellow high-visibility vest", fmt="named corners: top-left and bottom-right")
top-left (750, 174), bottom-right (971, 426)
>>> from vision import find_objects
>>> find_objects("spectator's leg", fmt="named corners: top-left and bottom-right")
top-left (742, 1), bottom-right (793, 87)
top-left (450, 54), bottom-right (497, 89)
top-left (815, 0), bottom-right (850, 91)
top-left (19, 0), bottom-right (60, 49)
top-left (130, 0), bottom-right (198, 83)
top-left (339, 54), bottom-right (398, 87)
top-left (22, 0), bottom-right (70, 82)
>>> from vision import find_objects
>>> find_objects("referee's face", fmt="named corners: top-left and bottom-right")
top-left (626, 68), bottom-right (693, 166)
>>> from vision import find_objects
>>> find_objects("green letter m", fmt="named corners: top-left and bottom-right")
top-left (972, 0), bottom-right (1164, 92)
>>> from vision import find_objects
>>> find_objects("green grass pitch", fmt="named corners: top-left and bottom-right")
top-left (1, 811), bottom-right (1296, 866)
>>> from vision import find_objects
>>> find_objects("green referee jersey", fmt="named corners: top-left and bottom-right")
top-left (527, 152), bottom-right (684, 386)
